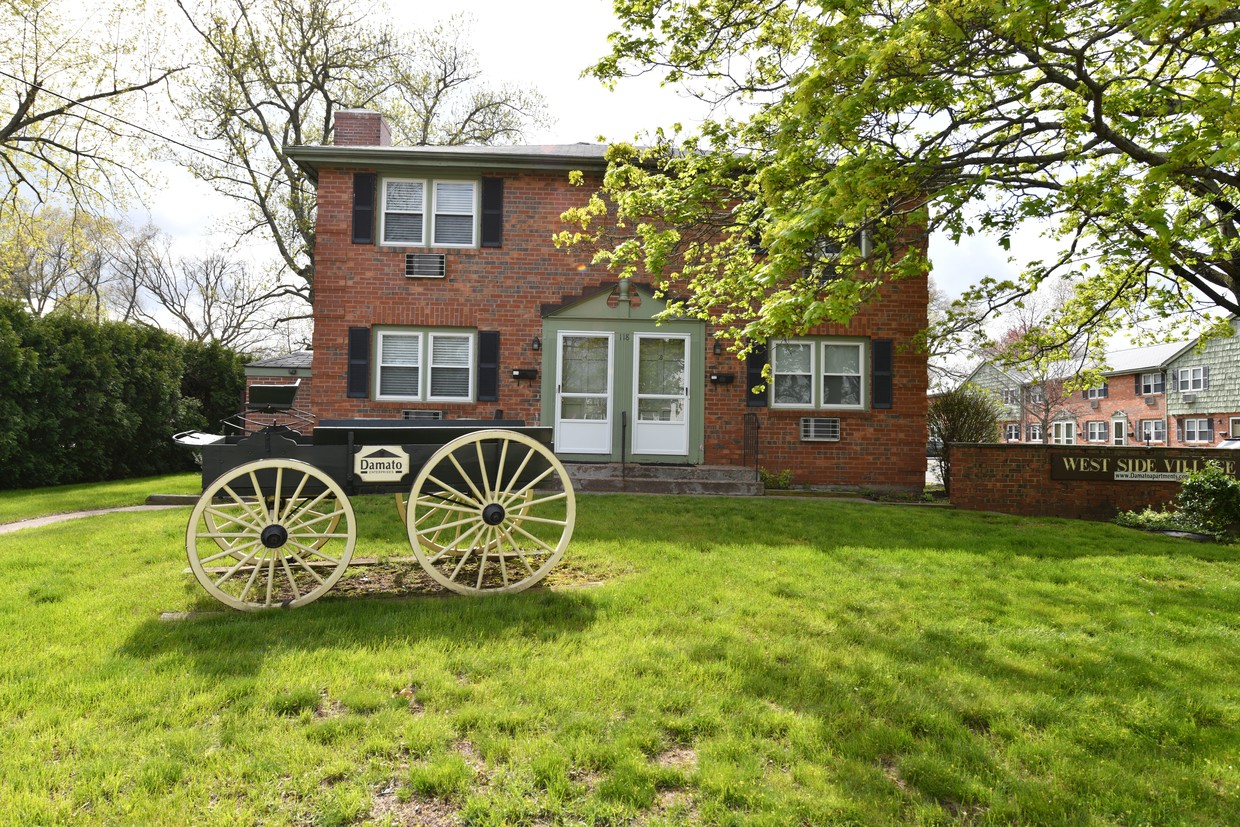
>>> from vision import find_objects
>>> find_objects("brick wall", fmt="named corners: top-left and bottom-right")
top-left (950, 443), bottom-right (1239, 519)
top-left (309, 163), bottom-right (929, 490)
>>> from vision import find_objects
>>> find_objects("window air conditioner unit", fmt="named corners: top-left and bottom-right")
top-left (402, 409), bottom-right (443, 420)
top-left (405, 253), bottom-right (446, 278)
top-left (1182, 393), bottom-right (1196, 404)
top-left (1089, 399), bottom-right (1100, 409)
top-left (1144, 396), bottom-right (1156, 405)
top-left (800, 417), bottom-right (841, 442)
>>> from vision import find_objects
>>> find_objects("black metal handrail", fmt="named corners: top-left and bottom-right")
top-left (743, 412), bottom-right (761, 481)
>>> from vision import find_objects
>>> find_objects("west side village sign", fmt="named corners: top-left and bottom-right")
top-left (1050, 451), bottom-right (1238, 482)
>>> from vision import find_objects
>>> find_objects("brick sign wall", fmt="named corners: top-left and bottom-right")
top-left (949, 444), bottom-right (1239, 519)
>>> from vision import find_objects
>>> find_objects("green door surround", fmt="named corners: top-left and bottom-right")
top-left (540, 284), bottom-right (705, 464)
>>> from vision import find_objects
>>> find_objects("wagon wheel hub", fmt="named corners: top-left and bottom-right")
top-left (261, 524), bottom-right (289, 549)
top-left (481, 503), bottom-right (507, 526)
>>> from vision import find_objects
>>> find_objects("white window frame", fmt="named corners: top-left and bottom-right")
top-left (1178, 366), bottom-right (1205, 392)
top-left (380, 178), bottom-right (479, 247)
top-left (1140, 419), bottom-right (1166, 443)
top-left (1028, 423), bottom-right (1043, 442)
top-left (374, 328), bottom-right (475, 402)
top-left (431, 180), bottom-right (479, 247)
top-left (1183, 417), bottom-right (1210, 443)
top-left (1231, 416), bottom-right (1240, 439)
top-left (1051, 421), bottom-right (1075, 445)
top-left (1140, 372), bottom-right (1164, 395)
top-left (1085, 421), bottom-right (1107, 443)
top-left (380, 178), bottom-right (428, 246)
top-left (1085, 384), bottom-right (1107, 400)
top-left (1005, 423), bottom-right (1021, 441)
top-left (1028, 386), bottom-right (1044, 404)
top-left (769, 338), bottom-right (866, 410)
top-left (1001, 388), bottom-right (1020, 406)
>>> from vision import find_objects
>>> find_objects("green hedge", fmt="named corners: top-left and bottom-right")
top-left (0, 301), bottom-right (247, 488)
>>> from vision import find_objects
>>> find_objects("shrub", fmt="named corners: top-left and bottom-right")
top-left (1176, 461), bottom-right (1240, 540)
top-left (1113, 507), bottom-right (1199, 534)
top-left (927, 384), bottom-right (1002, 496)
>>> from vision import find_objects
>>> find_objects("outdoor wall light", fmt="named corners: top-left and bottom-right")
top-left (713, 338), bottom-right (724, 355)
top-left (532, 336), bottom-right (541, 351)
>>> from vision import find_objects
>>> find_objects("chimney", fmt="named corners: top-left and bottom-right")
top-left (333, 109), bottom-right (392, 147)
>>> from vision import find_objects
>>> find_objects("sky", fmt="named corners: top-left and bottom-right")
top-left (144, 0), bottom-right (1033, 304)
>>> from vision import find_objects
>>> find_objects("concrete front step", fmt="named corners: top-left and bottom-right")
top-left (563, 463), bottom-right (763, 496)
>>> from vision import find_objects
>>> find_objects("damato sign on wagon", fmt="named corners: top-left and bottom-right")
top-left (1050, 451), bottom-right (1238, 482)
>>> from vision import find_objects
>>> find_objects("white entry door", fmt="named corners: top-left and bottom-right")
top-left (555, 332), bottom-right (613, 454)
top-left (632, 334), bottom-right (690, 456)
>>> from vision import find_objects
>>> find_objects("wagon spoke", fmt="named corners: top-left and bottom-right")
top-left (494, 438), bottom-right (510, 504)
top-left (448, 451), bottom-right (487, 505)
top-left (508, 521), bottom-right (558, 555)
top-left (283, 548), bottom-right (328, 585)
top-left (234, 552), bottom-right (266, 603)
top-left (426, 522), bottom-right (483, 564)
top-left (496, 524), bottom-right (537, 575)
top-left (204, 505), bottom-right (262, 532)
top-left (424, 475), bottom-right (481, 509)
top-left (507, 513), bottom-right (569, 528)
top-left (476, 440), bottom-right (492, 501)
top-left (278, 471), bottom-right (312, 523)
top-left (278, 553), bottom-right (302, 601)
top-left (412, 498), bottom-right (478, 516)
top-left (475, 527), bottom-right (491, 589)
top-left (221, 484), bottom-right (266, 526)
top-left (448, 545), bottom-right (474, 582)
top-left (265, 555), bottom-right (277, 607)
top-left (287, 507), bottom-right (347, 531)
top-left (272, 467), bottom-right (284, 521)
top-left (504, 490), bottom-right (566, 511)
top-left (500, 445), bottom-right (535, 500)
top-left (495, 528), bottom-right (511, 586)
top-left (199, 541), bottom-right (259, 566)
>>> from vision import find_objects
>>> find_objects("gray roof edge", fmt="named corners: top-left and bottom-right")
top-left (284, 144), bottom-right (611, 173)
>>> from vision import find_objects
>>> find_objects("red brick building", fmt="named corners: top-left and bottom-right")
top-left (285, 110), bottom-right (930, 490)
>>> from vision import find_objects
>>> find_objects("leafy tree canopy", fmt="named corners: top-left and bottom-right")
top-left (571, 0), bottom-right (1240, 357)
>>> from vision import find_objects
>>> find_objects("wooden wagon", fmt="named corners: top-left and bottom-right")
top-left (175, 419), bottom-right (575, 611)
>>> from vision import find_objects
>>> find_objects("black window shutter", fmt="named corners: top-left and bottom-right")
top-left (1175, 418), bottom-right (1184, 442)
top-left (871, 339), bottom-right (894, 409)
top-left (1081, 389), bottom-right (1088, 399)
top-left (1170, 371), bottom-right (1178, 391)
top-left (347, 326), bottom-right (371, 398)
top-left (352, 173), bottom-right (376, 244)
top-left (477, 331), bottom-right (500, 401)
top-left (480, 177), bottom-right (503, 248)
top-left (1101, 382), bottom-right (1109, 399)
top-left (1135, 374), bottom-right (1141, 394)
top-left (1203, 366), bottom-right (1210, 389)
top-left (745, 343), bottom-right (769, 407)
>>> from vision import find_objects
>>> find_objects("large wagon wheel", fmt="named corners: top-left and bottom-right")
top-left (186, 459), bottom-right (356, 611)
top-left (406, 429), bottom-right (575, 595)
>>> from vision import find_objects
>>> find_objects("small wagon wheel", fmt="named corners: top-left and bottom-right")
top-left (186, 459), bottom-right (356, 611)
top-left (406, 429), bottom-right (575, 595)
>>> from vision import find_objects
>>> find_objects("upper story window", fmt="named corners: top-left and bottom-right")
top-left (1084, 383), bottom-right (1108, 400)
top-left (1140, 372), bottom-right (1164, 395)
top-left (1028, 386), bottom-right (1044, 404)
top-left (770, 339), bottom-right (865, 410)
top-left (1177, 365), bottom-right (1207, 392)
top-left (375, 328), bottom-right (475, 402)
top-left (381, 179), bottom-right (478, 247)
top-left (1001, 388), bottom-right (1020, 406)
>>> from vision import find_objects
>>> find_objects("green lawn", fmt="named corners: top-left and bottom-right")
top-left (1, 485), bottom-right (1237, 825)
top-left (0, 472), bottom-right (199, 524)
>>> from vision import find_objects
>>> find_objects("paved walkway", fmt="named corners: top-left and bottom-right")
top-left (0, 505), bottom-right (183, 535)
